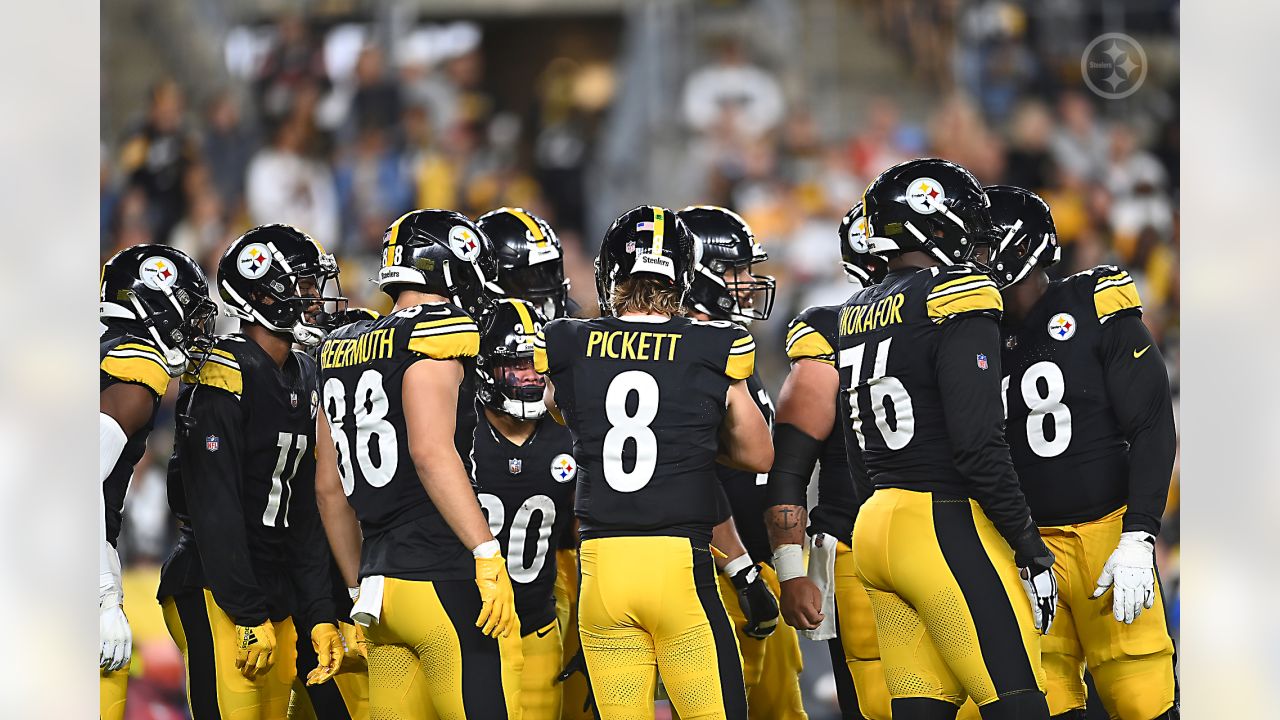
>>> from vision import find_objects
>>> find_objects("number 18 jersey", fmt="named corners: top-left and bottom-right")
top-left (318, 302), bottom-right (480, 582)
top-left (535, 315), bottom-right (755, 543)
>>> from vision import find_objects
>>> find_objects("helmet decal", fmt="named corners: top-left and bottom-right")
top-left (139, 256), bottom-right (179, 291)
top-left (448, 225), bottom-right (482, 261)
top-left (237, 243), bottom-right (273, 279)
top-left (905, 177), bottom-right (947, 215)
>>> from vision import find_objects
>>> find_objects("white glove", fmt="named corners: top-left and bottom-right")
top-left (1092, 531), bottom-right (1156, 624)
top-left (100, 584), bottom-right (132, 672)
top-left (1019, 565), bottom-right (1058, 634)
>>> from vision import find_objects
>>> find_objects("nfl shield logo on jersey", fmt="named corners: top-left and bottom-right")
top-left (551, 454), bottom-right (576, 483)
top-left (976, 353), bottom-right (989, 370)
top-left (508, 458), bottom-right (523, 474)
top-left (205, 435), bottom-right (220, 452)
top-left (290, 391), bottom-right (299, 408)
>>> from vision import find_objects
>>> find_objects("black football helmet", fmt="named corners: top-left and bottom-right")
top-left (476, 298), bottom-right (547, 421)
top-left (678, 205), bottom-right (776, 322)
top-left (377, 209), bottom-right (502, 318)
top-left (838, 202), bottom-right (889, 287)
top-left (477, 207), bottom-right (571, 319)
top-left (217, 224), bottom-right (345, 347)
top-left (595, 205), bottom-right (696, 316)
top-left (985, 185), bottom-right (1061, 289)
top-left (100, 244), bottom-right (218, 375)
top-left (862, 158), bottom-right (995, 266)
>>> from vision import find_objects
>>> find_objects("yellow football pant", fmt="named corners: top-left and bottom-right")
top-left (363, 576), bottom-right (523, 719)
top-left (161, 589), bottom-right (298, 719)
top-left (287, 622), bottom-right (370, 720)
top-left (714, 563), bottom-right (806, 719)
top-left (853, 489), bottom-right (1046, 708)
top-left (521, 620), bottom-right (565, 720)
top-left (100, 667), bottom-right (128, 720)
top-left (579, 536), bottom-right (745, 720)
top-left (555, 547), bottom-right (593, 720)
top-left (1040, 507), bottom-right (1176, 719)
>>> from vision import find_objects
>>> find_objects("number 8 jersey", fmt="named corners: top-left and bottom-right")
top-left (318, 302), bottom-right (481, 581)
top-left (535, 315), bottom-right (755, 543)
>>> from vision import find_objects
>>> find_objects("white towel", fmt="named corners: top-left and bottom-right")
top-left (351, 575), bottom-right (386, 628)
top-left (799, 533), bottom-right (839, 641)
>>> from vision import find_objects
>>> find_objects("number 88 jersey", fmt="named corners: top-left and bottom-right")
top-left (535, 315), bottom-right (755, 543)
top-left (318, 302), bottom-right (481, 581)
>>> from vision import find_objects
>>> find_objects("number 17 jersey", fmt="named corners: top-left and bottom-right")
top-left (535, 315), bottom-right (755, 543)
top-left (318, 302), bottom-right (480, 582)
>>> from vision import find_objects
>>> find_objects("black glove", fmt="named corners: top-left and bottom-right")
top-left (556, 648), bottom-right (595, 713)
top-left (730, 563), bottom-right (780, 640)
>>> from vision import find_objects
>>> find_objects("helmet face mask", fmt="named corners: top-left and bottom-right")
top-left (985, 185), bottom-right (1061, 289)
top-left (476, 299), bottom-right (548, 421)
top-left (863, 158), bottom-right (995, 267)
top-left (677, 205), bottom-right (774, 322)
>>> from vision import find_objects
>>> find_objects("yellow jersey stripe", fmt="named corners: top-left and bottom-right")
top-left (785, 321), bottom-right (810, 344)
top-left (208, 347), bottom-right (238, 362)
top-left (731, 334), bottom-right (755, 347)
top-left (101, 356), bottom-right (170, 397)
top-left (185, 362), bottom-right (243, 397)
top-left (927, 285), bottom-right (1003, 321)
top-left (407, 330), bottom-right (480, 359)
top-left (725, 347), bottom-right (755, 380)
top-left (930, 274), bottom-right (992, 295)
top-left (414, 316), bottom-right (475, 331)
top-left (785, 328), bottom-right (835, 362)
top-left (509, 299), bottom-right (536, 334)
top-left (112, 342), bottom-right (164, 359)
top-left (1095, 283), bottom-right (1142, 320)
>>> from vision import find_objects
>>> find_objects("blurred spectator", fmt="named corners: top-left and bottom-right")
top-left (202, 90), bottom-right (256, 213)
top-left (334, 125), bottom-right (413, 253)
top-left (682, 38), bottom-right (785, 139)
top-left (1050, 91), bottom-right (1109, 182)
top-left (169, 189), bottom-right (227, 269)
top-left (118, 79), bottom-right (197, 244)
top-left (348, 47), bottom-right (403, 138)
top-left (255, 13), bottom-right (328, 123)
top-left (245, 118), bottom-right (339, 246)
top-left (845, 96), bottom-right (910, 181)
top-left (1002, 100), bottom-right (1057, 191)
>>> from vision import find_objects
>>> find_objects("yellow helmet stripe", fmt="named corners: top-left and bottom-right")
top-left (384, 211), bottom-right (413, 265)
top-left (651, 207), bottom-right (665, 255)
top-left (508, 298), bottom-right (536, 334)
top-left (504, 207), bottom-right (547, 247)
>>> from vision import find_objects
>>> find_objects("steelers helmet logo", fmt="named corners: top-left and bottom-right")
top-left (448, 225), bottom-right (481, 261)
top-left (139, 256), bottom-right (179, 290)
top-left (847, 215), bottom-right (870, 253)
top-left (551, 454), bottom-right (576, 483)
top-left (906, 177), bottom-right (947, 215)
top-left (1047, 312), bottom-right (1077, 341)
top-left (237, 243), bottom-right (273, 279)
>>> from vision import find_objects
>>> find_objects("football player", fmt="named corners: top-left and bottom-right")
top-left (158, 225), bottom-right (349, 719)
top-left (987, 185), bottom-right (1178, 720)
top-left (471, 298), bottom-right (577, 719)
top-left (678, 205), bottom-right (798, 719)
top-left (766, 202), bottom-right (894, 720)
top-left (99, 245), bottom-right (216, 720)
top-left (839, 159), bottom-right (1057, 720)
top-left (535, 205), bottom-right (773, 719)
top-left (313, 209), bottom-right (523, 718)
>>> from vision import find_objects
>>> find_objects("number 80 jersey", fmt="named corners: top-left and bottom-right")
top-left (318, 302), bottom-right (480, 581)
top-left (535, 315), bottom-right (755, 543)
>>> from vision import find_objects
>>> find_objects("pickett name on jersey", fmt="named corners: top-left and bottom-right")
top-left (585, 330), bottom-right (682, 362)
top-left (839, 293), bottom-right (906, 335)
top-left (319, 328), bottom-right (396, 369)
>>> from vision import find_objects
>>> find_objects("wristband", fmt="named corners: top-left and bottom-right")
top-left (722, 554), bottom-right (753, 577)
top-left (772, 543), bottom-right (805, 582)
top-left (348, 587), bottom-right (360, 601)
top-left (472, 539), bottom-right (501, 559)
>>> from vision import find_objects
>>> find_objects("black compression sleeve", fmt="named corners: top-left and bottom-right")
top-left (935, 316), bottom-right (1036, 546)
top-left (1098, 314), bottom-right (1177, 536)
top-left (765, 423), bottom-right (824, 508)
top-left (178, 388), bottom-right (269, 626)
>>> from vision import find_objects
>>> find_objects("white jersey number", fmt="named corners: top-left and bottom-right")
top-left (602, 370), bottom-right (660, 492)
top-left (839, 337), bottom-right (916, 451)
top-left (264, 432), bottom-right (307, 527)
top-left (478, 493), bottom-right (557, 584)
top-left (1014, 361), bottom-right (1072, 458)
top-left (322, 369), bottom-right (400, 495)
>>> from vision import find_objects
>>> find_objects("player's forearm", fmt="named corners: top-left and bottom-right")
top-left (719, 381), bottom-right (774, 472)
top-left (317, 486), bottom-right (363, 588)
top-left (712, 516), bottom-right (750, 568)
top-left (417, 454), bottom-right (495, 551)
top-left (763, 421), bottom-right (825, 544)
top-left (765, 504), bottom-right (808, 550)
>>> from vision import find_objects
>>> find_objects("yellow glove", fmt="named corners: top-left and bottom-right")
top-left (233, 621), bottom-right (277, 680)
top-left (305, 623), bottom-right (345, 686)
top-left (337, 621), bottom-right (368, 675)
top-left (475, 555), bottom-right (518, 638)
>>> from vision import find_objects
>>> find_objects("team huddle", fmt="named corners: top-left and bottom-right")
top-left (98, 157), bottom-right (1178, 720)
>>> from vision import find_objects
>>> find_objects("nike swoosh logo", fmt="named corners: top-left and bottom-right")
top-left (1133, 345), bottom-right (1151, 359)
top-left (423, 307), bottom-right (453, 316)
top-left (536, 625), bottom-right (554, 638)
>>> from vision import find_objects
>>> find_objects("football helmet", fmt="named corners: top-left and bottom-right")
top-left (838, 202), bottom-right (889, 287)
top-left (678, 205), bottom-right (776, 322)
top-left (100, 244), bottom-right (217, 375)
top-left (476, 298), bottom-right (547, 421)
top-left (985, 185), bottom-right (1060, 289)
top-left (595, 205), bottom-right (696, 316)
top-left (377, 209), bottom-right (501, 318)
top-left (218, 224), bottom-right (345, 347)
top-left (862, 158), bottom-right (994, 266)
top-left (478, 207), bottom-right (571, 320)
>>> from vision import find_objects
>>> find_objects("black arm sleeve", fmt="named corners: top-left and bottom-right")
top-left (1098, 314), bottom-right (1177, 536)
top-left (179, 389), bottom-right (268, 626)
top-left (287, 469), bottom-right (340, 632)
top-left (935, 316), bottom-right (1035, 545)
top-left (765, 423), bottom-right (824, 508)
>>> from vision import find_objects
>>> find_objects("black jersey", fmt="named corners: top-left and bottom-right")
top-left (318, 302), bottom-right (480, 582)
top-left (535, 315), bottom-right (756, 543)
top-left (100, 329), bottom-right (170, 547)
top-left (1000, 266), bottom-right (1175, 535)
top-left (472, 408), bottom-right (576, 634)
top-left (159, 335), bottom-right (336, 630)
top-left (783, 305), bottom-right (861, 543)
top-left (836, 265), bottom-right (1033, 544)
top-left (716, 371), bottom-right (774, 562)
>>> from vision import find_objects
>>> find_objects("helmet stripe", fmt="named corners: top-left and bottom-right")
top-left (651, 207), bottom-right (665, 254)
top-left (505, 208), bottom-right (547, 246)
top-left (384, 211), bottom-right (412, 266)
top-left (508, 298), bottom-right (536, 335)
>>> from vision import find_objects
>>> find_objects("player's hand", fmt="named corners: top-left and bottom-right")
top-left (233, 621), bottom-right (277, 680)
top-left (475, 555), bottom-right (518, 638)
top-left (99, 585), bottom-right (132, 672)
top-left (1091, 531), bottom-right (1156, 624)
top-left (557, 648), bottom-right (596, 713)
top-left (336, 622), bottom-right (369, 675)
top-left (730, 563), bottom-right (780, 639)
top-left (306, 623), bottom-right (344, 686)
top-left (1019, 565), bottom-right (1058, 634)
top-left (778, 577), bottom-right (825, 630)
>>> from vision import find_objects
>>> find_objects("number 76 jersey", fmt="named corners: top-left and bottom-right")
top-left (535, 315), bottom-right (755, 542)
